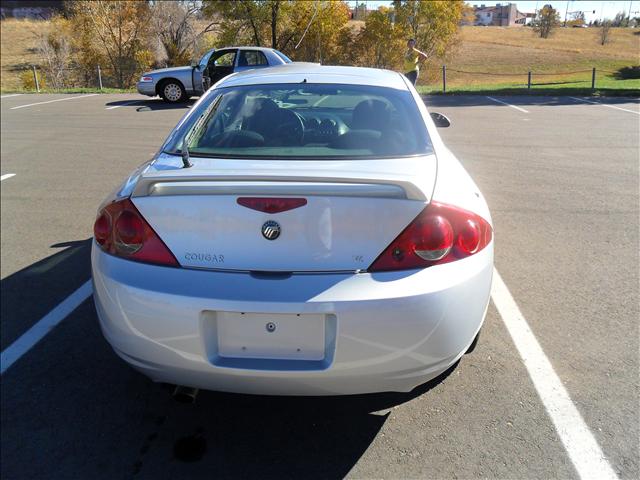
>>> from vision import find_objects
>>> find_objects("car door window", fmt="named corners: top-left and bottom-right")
top-left (209, 51), bottom-right (236, 68)
top-left (198, 50), bottom-right (214, 70)
top-left (238, 50), bottom-right (269, 67)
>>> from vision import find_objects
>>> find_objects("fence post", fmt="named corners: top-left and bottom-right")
top-left (97, 65), bottom-right (103, 90)
top-left (527, 71), bottom-right (532, 91)
top-left (591, 67), bottom-right (596, 90)
top-left (32, 65), bottom-right (40, 93)
top-left (442, 65), bottom-right (446, 93)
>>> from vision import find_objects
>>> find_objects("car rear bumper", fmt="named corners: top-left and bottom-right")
top-left (91, 242), bottom-right (493, 395)
top-left (136, 82), bottom-right (156, 96)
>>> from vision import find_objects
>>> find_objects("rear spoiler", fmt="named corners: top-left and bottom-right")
top-left (132, 172), bottom-right (428, 201)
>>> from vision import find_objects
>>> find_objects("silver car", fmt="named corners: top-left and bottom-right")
top-left (93, 64), bottom-right (493, 396)
top-left (136, 46), bottom-right (292, 103)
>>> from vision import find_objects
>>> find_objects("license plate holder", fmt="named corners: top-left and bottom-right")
top-left (216, 312), bottom-right (326, 361)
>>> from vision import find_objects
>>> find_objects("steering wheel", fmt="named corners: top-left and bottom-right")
top-left (274, 109), bottom-right (305, 146)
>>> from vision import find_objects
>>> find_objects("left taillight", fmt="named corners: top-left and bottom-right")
top-left (368, 201), bottom-right (492, 272)
top-left (93, 198), bottom-right (179, 267)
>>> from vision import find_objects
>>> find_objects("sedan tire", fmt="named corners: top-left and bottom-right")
top-left (159, 80), bottom-right (186, 103)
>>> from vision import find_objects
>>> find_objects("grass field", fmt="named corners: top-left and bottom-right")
top-left (0, 19), bottom-right (49, 90)
top-left (1, 19), bottom-right (639, 94)
top-left (419, 26), bottom-right (640, 93)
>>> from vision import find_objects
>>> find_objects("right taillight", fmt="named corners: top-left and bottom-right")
top-left (368, 201), bottom-right (492, 272)
top-left (93, 198), bottom-right (178, 267)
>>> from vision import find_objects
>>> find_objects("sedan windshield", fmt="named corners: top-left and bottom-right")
top-left (163, 83), bottom-right (433, 159)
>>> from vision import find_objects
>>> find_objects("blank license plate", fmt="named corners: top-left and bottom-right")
top-left (216, 312), bottom-right (326, 361)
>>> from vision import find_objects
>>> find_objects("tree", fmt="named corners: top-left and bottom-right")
top-left (600, 20), bottom-right (612, 45)
top-left (612, 12), bottom-right (630, 27)
top-left (203, 0), bottom-right (293, 51)
top-left (150, 1), bottom-right (201, 67)
top-left (392, 0), bottom-right (464, 60)
top-left (460, 3), bottom-right (476, 26)
top-left (567, 11), bottom-right (585, 27)
top-left (292, 1), bottom-right (351, 64)
top-left (202, 0), bottom-right (350, 61)
top-left (67, 1), bottom-right (153, 88)
top-left (355, 7), bottom-right (405, 69)
top-left (35, 16), bottom-right (72, 89)
top-left (531, 4), bottom-right (560, 38)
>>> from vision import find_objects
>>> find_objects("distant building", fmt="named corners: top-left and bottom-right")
top-left (469, 3), bottom-right (534, 27)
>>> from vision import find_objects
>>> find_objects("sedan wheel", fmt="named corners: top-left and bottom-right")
top-left (161, 82), bottom-right (185, 103)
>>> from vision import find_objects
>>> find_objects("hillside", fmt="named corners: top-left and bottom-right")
top-left (1, 19), bottom-right (639, 92)
top-left (432, 26), bottom-right (640, 91)
top-left (0, 18), bottom-right (49, 90)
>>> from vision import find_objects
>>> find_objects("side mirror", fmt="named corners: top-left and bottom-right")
top-left (430, 112), bottom-right (451, 128)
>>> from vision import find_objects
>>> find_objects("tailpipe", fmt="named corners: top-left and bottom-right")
top-left (172, 385), bottom-right (199, 404)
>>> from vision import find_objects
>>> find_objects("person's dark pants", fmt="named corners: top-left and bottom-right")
top-left (405, 70), bottom-right (418, 85)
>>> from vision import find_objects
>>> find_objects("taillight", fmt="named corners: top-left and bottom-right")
top-left (237, 197), bottom-right (307, 213)
top-left (368, 202), bottom-right (492, 272)
top-left (93, 198), bottom-right (178, 267)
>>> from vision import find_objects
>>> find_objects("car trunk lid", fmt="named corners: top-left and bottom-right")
top-left (130, 155), bottom-right (436, 272)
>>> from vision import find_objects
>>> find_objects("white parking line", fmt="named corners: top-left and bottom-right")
top-left (569, 97), bottom-right (640, 115)
top-left (491, 268), bottom-right (618, 480)
top-left (0, 280), bottom-right (92, 375)
top-left (10, 94), bottom-right (100, 110)
top-left (1, 173), bottom-right (16, 181)
top-left (106, 100), bottom-right (143, 110)
top-left (1, 93), bottom-right (23, 99)
top-left (486, 96), bottom-right (529, 113)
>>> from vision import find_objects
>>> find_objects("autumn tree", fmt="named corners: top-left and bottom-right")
top-left (291, 1), bottom-right (351, 64)
top-left (202, 0), bottom-right (296, 51)
top-left (35, 16), bottom-right (72, 89)
top-left (67, 1), bottom-right (154, 88)
top-left (567, 11), bottom-right (585, 27)
top-left (531, 4), bottom-right (560, 38)
top-left (391, 0), bottom-right (464, 60)
top-left (150, 1), bottom-right (201, 67)
top-left (202, 0), bottom-right (350, 61)
top-left (461, 3), bottom-right (476, 26)
top-left (355, 7), bottom-right (405, 69)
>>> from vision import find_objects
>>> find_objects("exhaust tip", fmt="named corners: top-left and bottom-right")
top-left (172, 385), bottom-right (199, 404)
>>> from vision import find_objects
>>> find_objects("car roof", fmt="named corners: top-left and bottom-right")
top-left (218, 46), bottom-right (279, 52)
top-left (216, 64), bottom-right (410, 90)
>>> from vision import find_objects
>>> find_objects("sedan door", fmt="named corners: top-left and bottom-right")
top-left (205, 49), bottom-right (238, 88)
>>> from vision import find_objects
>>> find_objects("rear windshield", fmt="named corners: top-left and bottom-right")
top-left (273, 50), bottom-right (292, 63)
top-left (163, 83), bottom-right (433, 159)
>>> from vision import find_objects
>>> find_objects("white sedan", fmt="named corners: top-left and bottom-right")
top-left (92, 64), bottom-right (493, 396)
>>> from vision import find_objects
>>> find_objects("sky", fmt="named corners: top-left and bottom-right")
top-left (344, 1), bottom-right (640, 22)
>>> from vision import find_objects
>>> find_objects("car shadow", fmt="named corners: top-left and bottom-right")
top-left (104, 98), bottom-right (196, 111)
top-left (0, 238), bottom-right (92, 351)
top-left (1, 241), bottom-right (459, 479)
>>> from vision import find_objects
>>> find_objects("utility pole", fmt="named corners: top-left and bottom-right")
top-left (564, 0), bottom-right (573, 26)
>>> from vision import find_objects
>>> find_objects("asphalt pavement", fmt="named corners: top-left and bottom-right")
top-left (0, 92), bottom-right (638, 479)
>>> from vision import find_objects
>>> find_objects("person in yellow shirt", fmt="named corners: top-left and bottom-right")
top-left (403, 39), bottom-right (428, 85)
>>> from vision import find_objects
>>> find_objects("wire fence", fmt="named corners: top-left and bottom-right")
top-left (437, 66), bottom-right (621, 92)
top-left (2, 64), bottom-right (627, 93)
top-left (2, 64), bottom-right (140, 92)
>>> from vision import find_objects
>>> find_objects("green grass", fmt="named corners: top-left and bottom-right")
top-left (0, 87), bottom-right (136, 94)
top-left (417, 77), bottom-right (640, 96)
